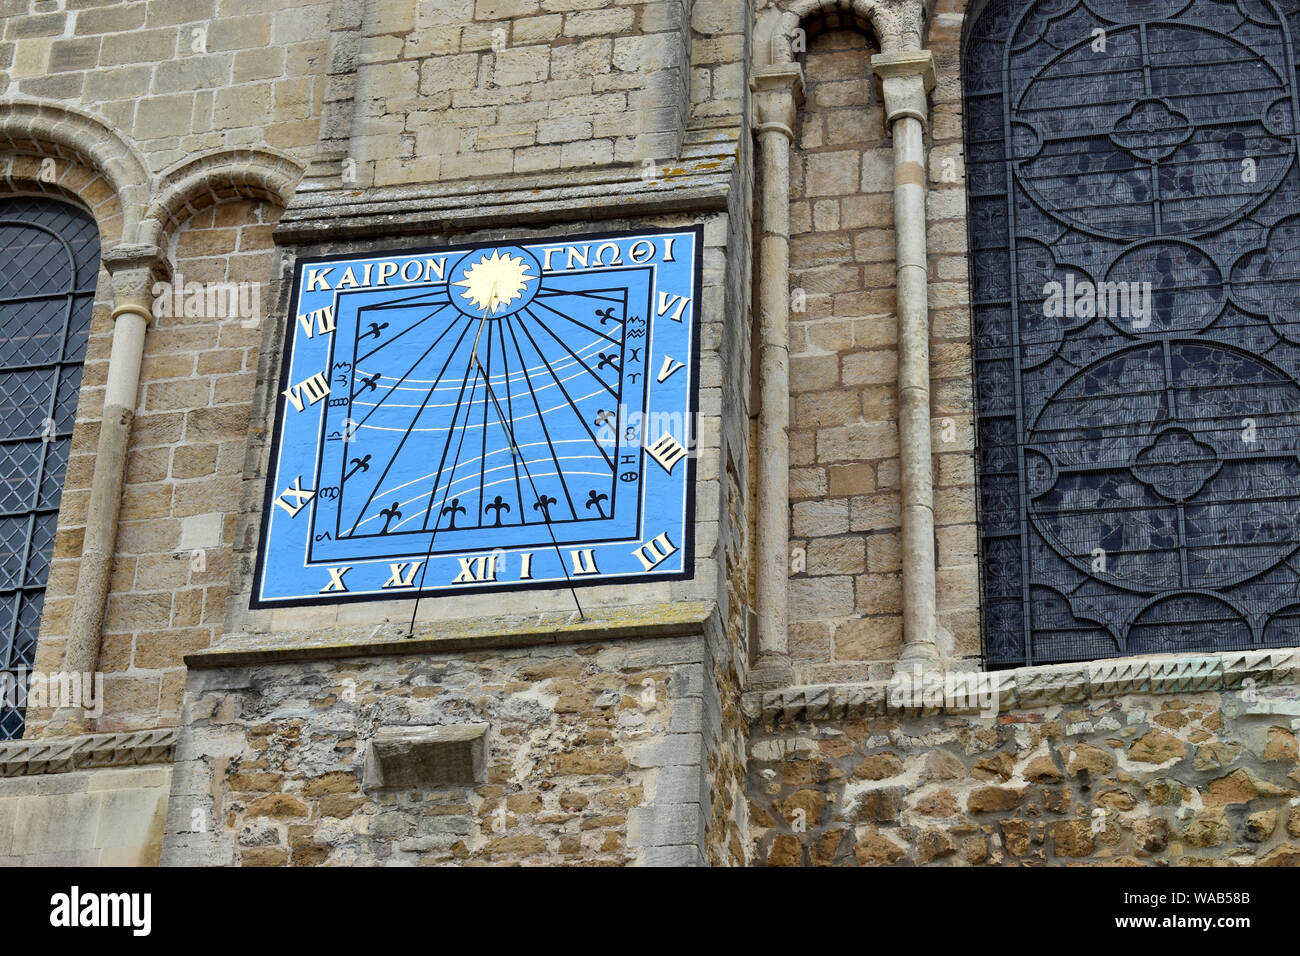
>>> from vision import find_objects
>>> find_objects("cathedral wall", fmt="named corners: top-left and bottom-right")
top-left (782, 4), bottom-right (979, 685)
top-left (351, 0), bottom-right (693, 186)
top-left (162, 632), bottom-right (720, 866)
top-left (746, 682), bottom-right (1300, 866)
top-left (3, 0), bottom-right (1293, 871)
top-left (2, 0), bottom-right (329, 167)
top-left (0, 763), bottom-right (171, 866)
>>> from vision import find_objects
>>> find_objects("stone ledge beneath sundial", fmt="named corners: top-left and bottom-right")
top-left (185, 600), bottom-right (717, 668)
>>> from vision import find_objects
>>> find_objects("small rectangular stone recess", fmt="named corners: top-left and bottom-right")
top-left (363, 724), bottom-right (488, 789)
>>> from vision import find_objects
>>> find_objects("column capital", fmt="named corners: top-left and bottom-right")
top-left (871, 49), bottom-right (936, 129)
top-left (102, 242), bottom-right (168, 313)
top-left (751, 63), bottom-right (804, 140)
top-left (102, 242), bottom-right (165, 275)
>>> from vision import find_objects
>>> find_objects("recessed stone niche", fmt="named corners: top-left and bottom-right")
top-left (362, 724), bottom-right (488, 789)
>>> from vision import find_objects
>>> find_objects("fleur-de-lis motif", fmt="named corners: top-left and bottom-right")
top-left (345, 454), bottom-right (371, 480)
top-left (585, 490), bottom-right (609, 518)
top-left (533, 495), bottom-right (557, 520)
top-left (484, 495), bottom-right (511, 527)
top-left (379, 501), bottom-right (402, 533)
top-left (441, 497), bottom-right (466, 529)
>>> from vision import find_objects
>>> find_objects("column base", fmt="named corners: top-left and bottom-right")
top-left (893, 640), bottom-right (941, 679)
top-left (748, 654), bottom-right (794, 690)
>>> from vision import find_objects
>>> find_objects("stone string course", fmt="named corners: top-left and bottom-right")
top-left (0, 728), bottom-right (176, 777)
top-left (744, 649), bottom-right (1300, 724)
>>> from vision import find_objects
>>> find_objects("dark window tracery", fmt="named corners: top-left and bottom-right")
top-left (965, 0), bottom-right (1300, 666)
top-left (0, 198), bottom-right (97, 737)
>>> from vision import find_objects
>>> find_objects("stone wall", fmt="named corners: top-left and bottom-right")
top-left (27, 199), bottom-right (283, 735)
top-left (786, 27), bottom-right (902, 685)
top-left (345, 0), bottom-right (694, 188)
top-left (0, 763), bottom-right (171, 866)
top-left (783, 20), bottom-right (979, 683)
top-left (702, 132), bottom-right (755, 866)
top-left (747, 684), bottom-right (1300, 866)
top-left (9, 0), bottom-right (327, 736)
top-left (5, 0), bottom-right (1295, 871)
top-left (26, 0), bottom-right (760, 868)
top-left (163, 631), bottom-right (723, 866)
top-left (924, 0), bottom-right (982, 662)
top-left (1, 0), bottom-right (329, 166)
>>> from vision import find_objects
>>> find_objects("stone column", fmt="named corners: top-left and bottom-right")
top-left (749, 64), bottom-right (803, 689)
top-left (871, 50), bottom-right (940, 670)
top-left (44, 244), bottom-right (163, 736)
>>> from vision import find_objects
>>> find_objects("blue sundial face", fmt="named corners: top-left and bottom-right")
top-left (252, 226), bottom-right (701, 606)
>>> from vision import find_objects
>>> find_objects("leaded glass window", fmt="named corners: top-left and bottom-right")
top-left (965, 0), bottom-right (1300, 667)
top-left (0, 198), bottom-right (97, 737)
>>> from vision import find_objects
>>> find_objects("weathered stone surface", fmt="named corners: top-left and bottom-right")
top-left (920, 750), bottom-right (965, 782)
top-left (1049, 820), bottom-right (1094, 858)
top-left (1024, 756), bottom-right (1062, 783)
top-left (1182, 812), bottom-right (1231, 848)
top-left (913, 789), bottom-right (958, 817)
top-left (1257, 843), bottom-right (1300, 866)
top-left (1263, 726), bottom-right (1298, 761)
top-left (961, 835), bottom-right (987, 864)
top-left (1133, 818), bottom-right (1169, 853)
top-left (972, 751), bottom-right (1014, 782)
top-left (853, 825), bottom-right (906, 864)
top-left (915, 828), bottom-right (956, 864)
top-left (767, 833), bottom-right (803, 867)
top-left (967, 786), bottom-right (1025, 814)
top-left (746, 685), bottom-right (1300, 867)
top-left (1067, 743), bottom-right (1115, 776)
top-left (1245, 810), bottom-right (1277, 842)
top-left (1000, 818), bottom-right (1033, 856)
top-left (1193, 742), bottom-right (1240, 771)
top-left (782, 789), bottom-right (826, 828)
top-left (245, 794), bottom-right (308, 820)
top-left (853, 752), bottom-right (903, 780)
top-left (1128, 730), bottom-right (1186, 765)
top-left (1204, 769), bottom-right (1288, 807)
top-left (854, 788), bottom-right (904, 823)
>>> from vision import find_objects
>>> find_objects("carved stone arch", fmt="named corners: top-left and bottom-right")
top-left (754, 0), bottom-right (926, 67)
top-left (0, 100), bottom-right (149, 244)
top-left (140, 147), bottom-right (304, 251)
top-left (0, 153), bottom-right (126, 252)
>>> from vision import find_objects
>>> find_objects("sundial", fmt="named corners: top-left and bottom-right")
top-left (252, 227), bottom-right (701, 606)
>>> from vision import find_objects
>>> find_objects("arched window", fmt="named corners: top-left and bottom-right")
top-left (965, 0), bottom-right (1300, 667)
top-left (0, 198), bottom-right (97, 737)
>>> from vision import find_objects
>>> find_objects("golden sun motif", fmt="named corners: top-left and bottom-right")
top-left (453, 249), bottom-right (535, 315)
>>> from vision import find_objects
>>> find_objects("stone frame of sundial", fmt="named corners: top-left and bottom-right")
top-left (248, 225), bottom-right (705, 609)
